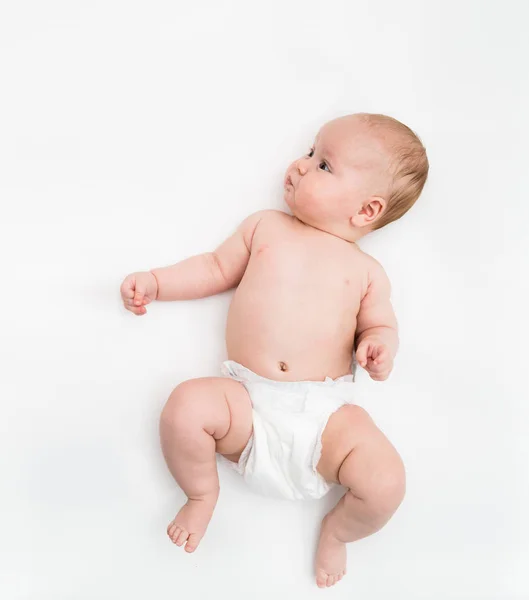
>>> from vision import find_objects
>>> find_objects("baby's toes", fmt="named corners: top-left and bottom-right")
top-left (175, 528), bottom-right (189, 547)
top-left (316, 570), bottom-right (329, 588)
top-left (167, 521), bottom-right (178, 539)
top-left (184, 533), bottom-right (201, 553)
top-left (170, 527), bottom-right (183, 544)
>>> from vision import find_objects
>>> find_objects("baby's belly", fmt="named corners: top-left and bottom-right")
top-left (225, 287), bottom-right (357, 382)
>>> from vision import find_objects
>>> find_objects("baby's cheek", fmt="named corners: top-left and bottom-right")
top-left (301, 191), bottom-right (323, 219)
top-left (307, 184), bottom-right (337, 216)
top-left (303, 179), bottom-right (326, 207)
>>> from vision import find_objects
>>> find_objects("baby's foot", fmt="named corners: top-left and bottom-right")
top-left (167, 494), bottom-right (217, 553)
top-left (315, 515), bottom-right (347, 588)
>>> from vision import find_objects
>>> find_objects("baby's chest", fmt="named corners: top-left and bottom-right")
top-left (249, 239), bottom-right (364, 301)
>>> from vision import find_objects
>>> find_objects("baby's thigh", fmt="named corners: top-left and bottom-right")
top-left (317, 405), bottom-right (404, 489)
top-left (212, 378), bottom-right (253, 461)
top-left (163, 376), bottom-right (253, 461)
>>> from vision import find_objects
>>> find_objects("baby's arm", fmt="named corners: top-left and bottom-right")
top-left (152, 211), bottom-right (267, 301)
top-left (120, 211), bottom-right (266, 314)
top-left (355, 262), bottom-right (399, 381)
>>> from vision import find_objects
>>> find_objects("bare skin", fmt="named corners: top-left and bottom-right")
top-left (121, 115), bottom-right (408, 587)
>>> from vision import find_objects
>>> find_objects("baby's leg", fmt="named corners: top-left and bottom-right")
top-left (160, 377), bottom-right (252, 553)
top-left (315, 406), bottom-right (406, 588)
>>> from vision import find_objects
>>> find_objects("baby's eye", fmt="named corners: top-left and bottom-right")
top-left (307, 148), bottom-right (314, 157)
top-left (319, 161), bottom-right (330, 172)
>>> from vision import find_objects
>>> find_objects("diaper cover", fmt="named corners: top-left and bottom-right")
top-left (219, 360), bottom-right (356, 501)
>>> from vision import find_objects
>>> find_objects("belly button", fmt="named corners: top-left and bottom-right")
top-left (279, 361), bottom-right (288, 372)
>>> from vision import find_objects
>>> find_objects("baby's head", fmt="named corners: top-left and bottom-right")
top-left (284, 113), bottom-right (428, 240)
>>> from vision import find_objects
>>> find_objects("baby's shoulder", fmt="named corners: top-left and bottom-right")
top-left (240, 209), bottom-right (289, 230)
top-left (253, 209), bottom-right (290, 224)
top-left (237, 209), bottom-right (290, 250)
top-left (352, 247), bottom-right (391, 287)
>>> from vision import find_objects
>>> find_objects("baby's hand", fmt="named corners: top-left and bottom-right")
top-left (356, 338), bottom-right (393, 381)
top-left (120, 271), bottom-right (158, 316)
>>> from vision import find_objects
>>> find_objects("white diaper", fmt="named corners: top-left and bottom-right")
top-left (219, 360), bottom-right (356, 501)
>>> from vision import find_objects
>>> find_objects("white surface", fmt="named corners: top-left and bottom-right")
top-left (1, 1), bottom-right (528, 598)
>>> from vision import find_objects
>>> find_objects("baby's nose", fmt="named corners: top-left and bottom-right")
top-left (297, 161), bottom-right (307, 175)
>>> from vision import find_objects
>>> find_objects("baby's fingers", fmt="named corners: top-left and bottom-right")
top-left (133, 284), bottom-right (146, 307)
top-left (372, 346), bottom-right (388, 365)
top-left (370, 370), bottom-right (390, 382)
top-left (120, 276), bottom-right (135, 300)
top-left (125, 303), bottom-right (147, 316)
top-left (368, 354), bottom-right (391, 370)
top-left (356, 343), bottom-right (372, 368)
top-left (366, 360), bottom-right (384, 374)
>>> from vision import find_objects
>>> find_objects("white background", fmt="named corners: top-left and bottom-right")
top-left (1, 1), bottom-right (528, 598)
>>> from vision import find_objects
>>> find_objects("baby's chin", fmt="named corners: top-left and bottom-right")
top-left (283, 189), bottom-right (329, 229)
top-left (288, 207), bottom-right (319, 229)
top-left (283, 188), bottom-right (295, 212)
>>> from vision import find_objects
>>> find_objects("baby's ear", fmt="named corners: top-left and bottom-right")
top-left (350, 196), bottom-right (387, 229)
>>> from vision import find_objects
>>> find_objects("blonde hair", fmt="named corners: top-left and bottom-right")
top-left (357, 113), bottom-right (429, 230)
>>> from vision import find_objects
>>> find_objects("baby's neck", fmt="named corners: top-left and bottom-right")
top-left (294, 216), bottom-right (367, 244)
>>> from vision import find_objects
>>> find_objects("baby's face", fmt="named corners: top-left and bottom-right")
top-left (284, 116), bottom-right (391, 233)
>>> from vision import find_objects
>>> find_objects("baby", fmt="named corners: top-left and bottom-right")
top-left (120, 113), bottom-right (428, 588)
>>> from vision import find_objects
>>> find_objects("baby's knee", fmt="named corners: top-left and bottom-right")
top-left (338, 419), bottom-right (406, 522)
top-left (161, 379), bottom-right (206, 431)
top-left (343, 457), bottom-right (405, 532)
top-left (349, 447), bottom-right (406, 532)
top-left (371, 455), bottom-right (406, 519)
